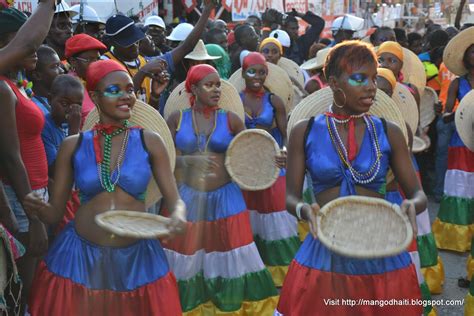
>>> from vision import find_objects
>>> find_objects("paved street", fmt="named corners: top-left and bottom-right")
top-left (428, 198), bottom-right (468, 315)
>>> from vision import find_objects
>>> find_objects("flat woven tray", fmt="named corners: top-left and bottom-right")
top-left (225, 129), bottom-right (280, 191)
top-left (95, 210), bottom-right (171, 239)
top-left (317, 196), bottom-right (413, 258)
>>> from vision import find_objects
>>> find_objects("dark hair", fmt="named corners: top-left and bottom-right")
top-left (204, 28), bottom-right (226, 44)
top-left (284, 15), bottom-right (298, 25)
top-left (461, 23), bottom-right (474, 31)
top-left (393, 28), bottom-right (407, 42)
top-left (463, 44), bottom-right (474, 69)
top-left (50, 74), bottom-right (84, 96)
top-left (234, 24), bottom-right (252, 46)
top-left (428, 29), bottom-right (449, 49)
top-left (430, 46), bottom-right (445, 63)
top-left (407, 32), bottom-right (422, 45)
top-left (324, 40), bottom-right (377, 79)
top-left (319, 38), bottom-right (331, 46)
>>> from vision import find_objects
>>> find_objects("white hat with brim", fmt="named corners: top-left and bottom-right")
top-left (55, 1), bottom-right (78, 18)
top-left (71, 4), bottom-right (103, 24)
top-left (166, 23), bottom-right (193, 42)
top-left (185, 40), bottom-right (221, 61)
top-left (443, 27), bottom-right (474, 76)
top-left (301, 47), bottom-right (331, 71)
top-left (145, 16), bottom-right (165, 29)
top-left (269, 30), bottom-right (291, 48)
top-left (331, 14), bottom-right (364, 32)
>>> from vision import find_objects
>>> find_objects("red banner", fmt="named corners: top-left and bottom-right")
top-left (182, 0), bottom-right (197, 13)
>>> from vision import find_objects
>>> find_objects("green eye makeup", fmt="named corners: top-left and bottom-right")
top-left (100, 85), bottom-right (135, 98)
top-left (348, 74), bottom-right (369, 86)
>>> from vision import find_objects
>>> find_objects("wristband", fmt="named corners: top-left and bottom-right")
top-left (295, 202), bottom-right (306, 220)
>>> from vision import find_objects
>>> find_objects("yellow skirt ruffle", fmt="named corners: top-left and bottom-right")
top-left (267, 265), bottom-right (288, 287)
top-left (421, 256), bottom-right (445, 294)
top-left (466, 292), bottom-right (474, 316)
top-left (184, 296), bottom-right (279, 316)
top-left (432, 219), bottom-right (474, 252)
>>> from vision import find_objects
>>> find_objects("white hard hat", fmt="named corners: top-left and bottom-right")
top-left (331, 14), bottom-right (364, 32)
top-left (145, 16), bottom-right (166, 29)
top-left (70, 4), bottom-right (104, 24)
top-left (166, 23), bottom-right (193, 42)
top-left (269, 30), bottom-right (291, 48)
top-left (55, 1), bottom-right (78, 18)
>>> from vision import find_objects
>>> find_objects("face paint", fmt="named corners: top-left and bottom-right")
top-left (245, 67), bottom-right (267, 78)
top-left (348, 73), bottom-right (370, 86)
top-left (100, 84), bottom-right (135, 98)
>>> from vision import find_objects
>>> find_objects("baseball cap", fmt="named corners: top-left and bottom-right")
top-left (105, 14), bottom-right (145, 47)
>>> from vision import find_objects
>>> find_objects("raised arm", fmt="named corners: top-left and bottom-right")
top-left (0, 0), bottom-right (56, 73)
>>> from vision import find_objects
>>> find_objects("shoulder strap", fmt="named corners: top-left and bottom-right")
top-left (380, 117), bottom-right (388, 136)
top-left (303, 116), bottom-right (315, 157)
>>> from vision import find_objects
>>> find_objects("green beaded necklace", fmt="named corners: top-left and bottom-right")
top-left (96, 120), bottom-right (130, 192)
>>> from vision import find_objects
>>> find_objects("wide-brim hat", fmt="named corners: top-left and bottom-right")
top-left (55, 1), bottom-right (78, 18)
top-left (392, 83), bottom-right (419, 134)
top-left (401, 48), bottom-right (426, 95)
top-left (287, 87), bottom-right (408, 143)
top-left (105, 15), bottom-right (145, 47)
top-left (443, 27), bottom-right (474, 76)
top-left (164, 80), bottom-right (245, 122)
top-left (419, 86), bottom-right (437, 128)
top-left (331, 14), bottom-right (364, 32)
top-left (317, 196), bottom-right (413, 258)
top-left (455, 90), bottom-right (474, 152)
top-left (70, 4), bottom-right (104, 24)
top-left (185, 40), bottom-right (221, 61)
top-left (225, 129), bottom-right (280, 191)
top-left (83, 100), bottom-right (175, 207)
top-left (277, 57), bottom-right (305, 87)
top-left (301, 47), bottom-right (331, 71)
top-left (412, 136), bottom-right (429, 153)
top-left (228, 62), bottom-right (294, 113)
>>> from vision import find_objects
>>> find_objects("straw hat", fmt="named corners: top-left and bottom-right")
top-left (185, 39), bottom-right (221, 61)
top-left (419, 87), bottom-right (437, 128)
top-left (164, 80), bottom-right (245, 122)
top-left (225, 129), bottom-right (280, 191)
top-left (228, 62), bottom-right (294, 113)
top-left (301, 47), bottom-right (331, 71)
top-left (443, 27), bottom-right (474, 76)
top-left (412, 136), bottom-right (429, 153)
top-left (277, 57), bottom-right (305, 87)
top-left (287, 87), bottom-right (408, 143)
top-left (83, 100), bottom-right (176, 207)
top-left (392, 83), bottom-right (419, 134)
top-left (455, 90), bottom-right (474, 152)
top-left (317, 196), bottom-right (413, 258)
top-left (401, 48), bottom-right (426, 95)
top-left (95, 210), bottom-right (171, 239)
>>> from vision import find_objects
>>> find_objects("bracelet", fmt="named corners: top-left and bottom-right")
top-left (295, 202), bottom-right (307, 220)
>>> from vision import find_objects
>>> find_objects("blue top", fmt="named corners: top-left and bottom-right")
top-left (240, 92), bottom-right (275, 129)
top-left (458, 75), bottom-right (472, 101)
top-left (73, 128), bottom-right (152, 204)
top-left (157, 51), bottom-right (175, 116)
top-left (175, 108), bottom-right (234, 155)
top-left (42, 113), bottom-right (68, 166)
top-left (305, 114), bottom-right (391, 197)
top-left (32, 96), bottom-right (51, 115)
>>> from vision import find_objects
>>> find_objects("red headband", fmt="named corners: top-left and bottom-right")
top-left (242, 52), bottom-right (267, 71)
top-left (185, 64), bottom-right (218, 105)
top-left (86, 60), bottom-right (128, 92)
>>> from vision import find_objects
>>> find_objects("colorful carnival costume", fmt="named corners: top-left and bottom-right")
top-left (276, 114), bottom-right (422, 315)
top-left (433, 76), bottom-right (474, 252)
top-left (29, 128), bottom-right (182, 315)
top-left (163, 109), bottom-right (278, 315)
top-left (240, 92), bottom-right (300, 287)
top-left (465, 239), bottom-right (474, 315)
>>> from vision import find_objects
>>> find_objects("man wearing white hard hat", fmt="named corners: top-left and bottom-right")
top-left (166, 23), bottom-right (194, 49)
top-left (145, 15), bottom-right (171, 54)
top-left (330, 14), bottom-right (364, 46)
top-left (71, 4), bottom-right (105, 41)
top-left (45, 2), bottom-right (77, 62)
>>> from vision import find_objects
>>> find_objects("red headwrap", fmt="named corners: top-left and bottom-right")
top-left (185, 64), bottom-right (218, 104)
top-left (65, 34), bottom-right (107, 59)
top-left (86, 60), bottom-right (128, 92)
top-left (242, 52), bottom-right (267, 71)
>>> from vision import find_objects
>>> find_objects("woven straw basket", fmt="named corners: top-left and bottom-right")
top-left (443, 27), bottom-right (474, 76)
top-left (164, 80), bottom-right (245, 122)
top-left (278, 57), bottom-right (305, 87)
top-left (455, 90), bottom-right (474, 152)
top-left (95, 210), bottom-right (171, 239)
top-left (83, 100), bottom-right (175, 207)
top-left (317, 196), bottom-right (413, 258)
top-left (228, 62), bottom-right (294, 113)
top-left (392, 83), bottom-right (419, 134)
top-left (412, 136), bottom-right (429, 153)
top-left (225, 129), bottom-right (280, 191)
top-left (419, 87), bottom-right (437, 129)
top-left (401, 47), bottom-right (426, 96)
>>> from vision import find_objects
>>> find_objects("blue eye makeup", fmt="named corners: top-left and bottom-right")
top-left (100, 84), bottom-right (135, 98)
top-left (245, 68), bottom-right (268, 78)
top-left (348, 74), bottom-right (369, 86)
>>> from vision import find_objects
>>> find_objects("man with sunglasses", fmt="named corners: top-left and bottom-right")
top-left (45, 2), bottom-right (76, 65)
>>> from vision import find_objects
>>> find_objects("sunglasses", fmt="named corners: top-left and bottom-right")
top-left (98, 84), bottom-right (135, 98)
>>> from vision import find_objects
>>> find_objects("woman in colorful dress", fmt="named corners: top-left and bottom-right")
top-left (164, 64), bottom-right (278, 314)
top-left (378, 49), bottom-right (445, 296)
top-left (23, 59), bottom-right (185, 315)
top-left (432, 27), bottom-right (474, 254)
top-left (238, 52), bottom-right (300, 287)
top-left (277, 41), bottom-right (425, 315)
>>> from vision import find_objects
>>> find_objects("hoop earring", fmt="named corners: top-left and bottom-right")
top-left (333, 88), bottom-right (346, 108)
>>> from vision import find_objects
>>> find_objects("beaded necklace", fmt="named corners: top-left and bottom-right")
top-left (93, 120), bottom-right (130, 192)
top-left (326, 113), bottom-right (382, 185)
top-left (16, 71), bottom-right (34, 98)
top-left (191, 109), bottom-right (217, 153)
